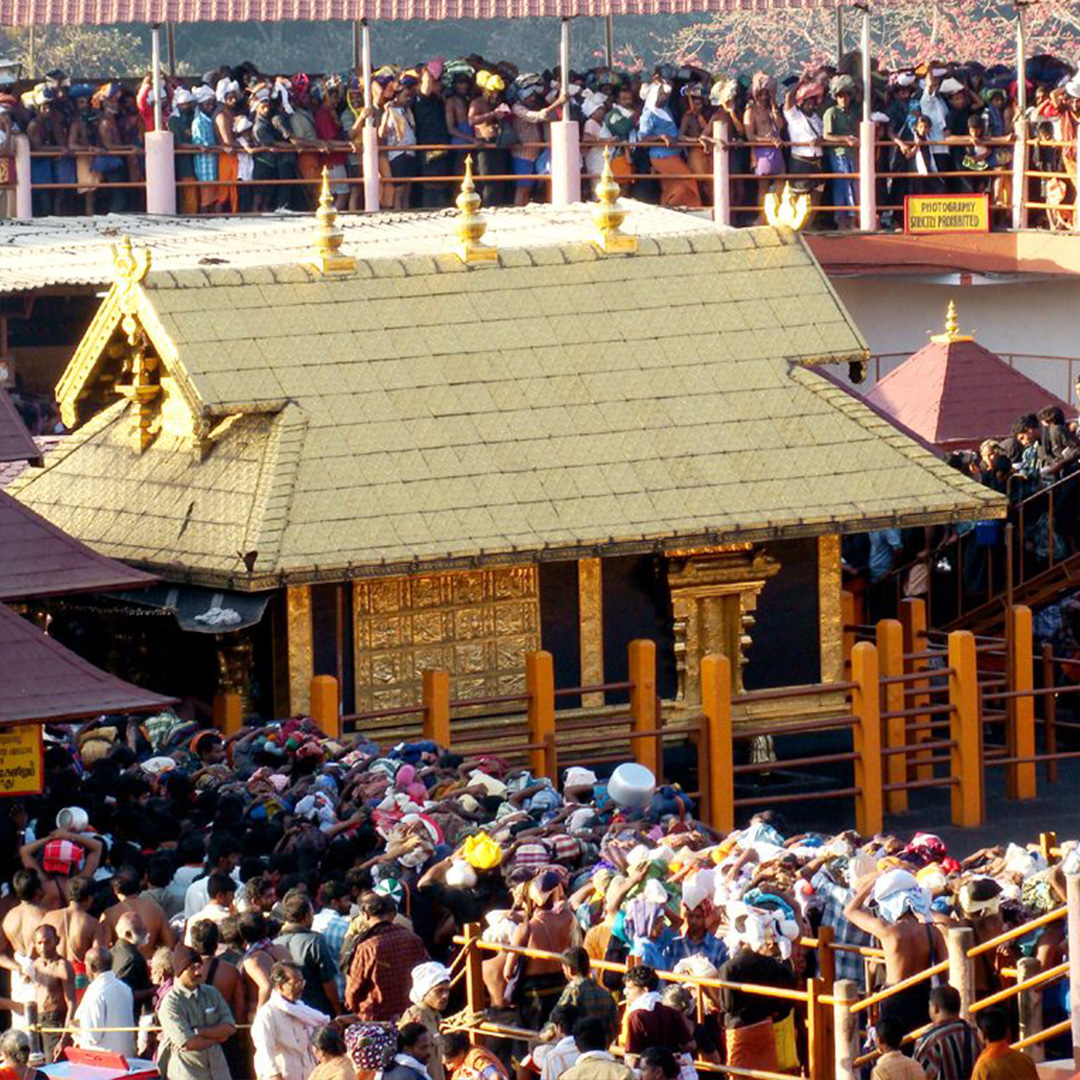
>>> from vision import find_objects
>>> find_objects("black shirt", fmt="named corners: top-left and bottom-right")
top-left (718, 947), bottom-right (796, 1027)
top-left (112, 940), bottom-right (152, 1002)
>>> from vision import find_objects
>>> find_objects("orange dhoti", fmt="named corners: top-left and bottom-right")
top-left (651, 152), bottom-right (702, 208)
top-left (298, 151), bottom-right (323, 209)
top-left (725, 1018), bottom-right (778, 1071)
top-left (217, 150), bottom-right (239, 214)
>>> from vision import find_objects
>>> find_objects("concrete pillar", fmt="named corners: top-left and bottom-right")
top-left (833, 979), bottom-right (859, 1080)
top-left (859, 120), bottom-right (877, 231)
top-left (550, 120), bottom-right (581, 206)
top-left (14, 133), bottom-right (31, 220)
top-left (362, 125), bottom-right (380, 212)
top-left (145, 129), bottom-right (176, 215)
top-left (310, 674), bottom-right (340, 739)
top-left (151, 24), bottom-right (163, 133)
top-left (946, 925), bottom-right (975, 1021)
top-left (1017, 956), bottom-right (1044, 1062)
top-left (1012, 118), bottom-right (1029, 230)
top-left (712, 119), bottom-right (731, 226)
top-left (1068, 871), bottom-right (1080, 1066)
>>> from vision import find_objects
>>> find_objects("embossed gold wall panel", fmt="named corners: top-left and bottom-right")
top-left (817, 535), bottom-right (843, 683)
top-left (352, 566), bottom-right (540, 712)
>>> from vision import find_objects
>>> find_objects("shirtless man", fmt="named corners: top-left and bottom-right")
top-left (236, 911), bottom-right (289, 1021)
top-left (29, 924), bottom-right (75, 1063)
top-left (101, 867), bottom-right (174, 960)
top-left (42, 876), bottom-right (105, 1004)
top-left (845, 868), bottom-right (949, 1039)
top-left (20, 829), bottom-right (102, 910)
top-left (0, 870), bottom-right (49, 1025)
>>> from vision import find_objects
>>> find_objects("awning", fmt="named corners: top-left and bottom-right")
top-left (0, 0), bottom-right (887, 24)
top-left (0, 602), bottom-right (175, 724)
top-left (0, 490), bottom-right (156, 601)
top-left (113, 583), bottom-right (271, 633)
top-left (0, 390), bottom-right (38, 465)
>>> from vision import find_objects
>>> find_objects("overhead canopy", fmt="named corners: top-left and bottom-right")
top-left (0, 602), bottom-right (174, 724)
top-left (0, 489), bottom-right (156, 601)
top-left (0, 0), bottom-right (882, 23)
top-left (0, 389), bottom-right (39, 466)
top-left (112, 583), bottom-right (271, 632)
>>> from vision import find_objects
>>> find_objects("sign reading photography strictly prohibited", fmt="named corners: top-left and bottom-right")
top-left (0, 724), bottom-right (44, 796)
top-left (904, 193), bottom-right (990, 234)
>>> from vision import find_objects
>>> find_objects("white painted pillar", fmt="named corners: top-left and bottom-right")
top-left (858, 8), bottom-right (876, 231)
top-left (550, 17), bottom-right (580, 205)
top-left (1012, 117), bottom-right (1028, 230)
top-left (361, 20), bottom-right (380, 212)
top-left (1068, 871), bottom-right (1080, 1066)
top-left (14, 133), bottom-right (31, 220)
top-left (151, 24), bottom-right (163, 132)
top-left (712, 118), bottom-right (730, 226)
top-left (145, 130), bottom-right (176, 215)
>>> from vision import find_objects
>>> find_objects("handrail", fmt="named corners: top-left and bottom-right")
top-left (849, 959), bottom-right (950, 1014)
top-left (966, 905), bottom-right (1066, 956)
top-left (969, 960), bottom-right (1068, 1013)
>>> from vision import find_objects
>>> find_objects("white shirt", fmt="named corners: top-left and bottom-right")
top-left (782, 106), bottom-right (823, 159)
top-left (918, 88), bottom-right (949, 145)
top-left (74, 970), bottom-right (136, 1058)
top-left (184, 901), bottom-right (236, 944)
top-left (251, 993), bottom-right (326, 1080)
top-left (169, 865), bottom-right (204, 914)
top-left (183, 868), bottom-right (242, 919)
top-left (541, 1035), bottom-right (580, 1080)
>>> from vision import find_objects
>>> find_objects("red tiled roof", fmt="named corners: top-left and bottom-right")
top-left (0, 390), bottom-right (39, 465)
top-left (0, 490), bottom-right (156, 601)
top-left (0, 0), bottom-right (844, 21)
top-left (0, 436), bottom-right (64, 488)
top-left (0, 602), bottom-right (174, 724)
top-left (865, 337), bottom-right (1078, 451)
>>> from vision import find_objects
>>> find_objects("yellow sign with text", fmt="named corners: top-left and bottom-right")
top-left (0, 724), bottom-right (44, 796)
top-left (905, 194), bottom-right (990, 234)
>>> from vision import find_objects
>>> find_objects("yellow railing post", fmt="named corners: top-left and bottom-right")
top-left (462, 921), bottom-right (486, 1022)
top-left (1041, 831), bottom-right (1060, 865)
top-left (309, 674), bottom-right (340, 740)
top-left (948, 630), bottom-right (984, 828)
top-left (212, 692), bottom-right (243, 738)
top-left (900, 597), bottom-right (932, 781)
top-left (629, 639), bottom-right (659, 778)
top-left (842, 590), bottom-right (856, 673)
top-left (526, 650), bottom-right (556, 782)
top-left (422, 670), bottom-right (451, 748)
top-left (1006, 604), bottom-right (1036, 801)
top-left (877, 618), bottom-right (907, 814)
top-left (851, 641), bottom-right (883, 836)
top-left (700, 653), bottom-right (734, 833)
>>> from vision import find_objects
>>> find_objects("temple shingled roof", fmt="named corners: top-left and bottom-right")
top-left (10, 216), bottom-right (1006, 589)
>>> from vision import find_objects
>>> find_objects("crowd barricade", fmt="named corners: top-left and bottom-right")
top-left (26, 145), bottom-right (146, 214)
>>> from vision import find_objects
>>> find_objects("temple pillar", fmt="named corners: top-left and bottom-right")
top-left (667, 544), bottom-right (781, 702)
top-left (286, 584), bottom-right (314, 715)
top-left (818, 535), bottom-right (844, 683)
top-left (578, 557), bottom-right (604, 706)
top-left (550, 120), bottom-right (581, 207)
top-left (145, 130), bottom-right (177, 216)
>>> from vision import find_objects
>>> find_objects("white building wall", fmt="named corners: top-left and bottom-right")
top-left (830, 276), bottom-right (1080, 404)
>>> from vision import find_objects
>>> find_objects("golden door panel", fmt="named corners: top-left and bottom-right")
top-left (353, 566), bottom-right (541, 712)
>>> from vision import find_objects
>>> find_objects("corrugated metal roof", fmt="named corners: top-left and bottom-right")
top-left (0, 0), bottom-right (843, 24)
top-left (0, 205), bottom-right (716, 295)
top-left (0, 488), bottom-right (155, 600)
top-left (0, 602), bottom-right (174, 724)
top-left (0, 389), bottom-right (39, 464)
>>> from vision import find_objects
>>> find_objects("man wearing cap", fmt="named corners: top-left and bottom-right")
top-left (72, 946), bottom-right (136, 1058)
top-left (191, 85), bottom-right (220, 213)
top-left (158, 945), bottom-right (236, 1080)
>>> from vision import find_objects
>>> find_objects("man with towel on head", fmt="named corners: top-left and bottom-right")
top-left (845, 868), bottom-right (948, 1040)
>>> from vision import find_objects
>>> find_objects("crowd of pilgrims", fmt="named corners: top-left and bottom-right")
top-left (6, 50), bottom-right (1080, 225)
top-left (0, 712), bottom-right (1067, 1080)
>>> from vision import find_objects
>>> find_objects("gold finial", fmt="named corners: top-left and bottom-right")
top-left (310, 167), bottom-right (356, 275)
top-left (454, 156), bottom-right (497, 264)
top-left (591, 147), bottom-right (637, 255)
top-left (764, 182), bottom-right (811, 231)
top-left (931, 298), bottom-right (973, 343)
top-left (110, 236), bottom-right (151, 284)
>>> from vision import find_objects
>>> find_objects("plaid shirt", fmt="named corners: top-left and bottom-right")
top-left (818, 880), bottom-right (875, 991)
top-left (665, 932), bottom-right (728, 971)
top-left (312, 907), bottom-right (350, 996)
top-left (344, 921), bottom-right (429, 1021)
top-left (557, 976), bottom-right (619, 1041)
top-left (191, 109), bottom-right (218, 182)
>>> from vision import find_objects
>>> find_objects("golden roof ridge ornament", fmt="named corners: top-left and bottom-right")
top-left (764, 182), bottom-right (811, 231)
top-left (591, 147), bottom-right (636, 255)
top-left (454, 156), bottom-right (497, 264)
top-left (311, 167), bottom-right (356, 275)
top-left (111, 235), bottom-right (151, 284)
top-left (931, 299), bottom-right (973, 344)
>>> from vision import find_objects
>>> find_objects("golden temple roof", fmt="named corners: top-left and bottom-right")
top-left (10, 222), bottom-right (1004, 589)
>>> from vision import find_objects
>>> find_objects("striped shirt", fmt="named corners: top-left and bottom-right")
top-left (913, 1019), bottom-right (975, 1080)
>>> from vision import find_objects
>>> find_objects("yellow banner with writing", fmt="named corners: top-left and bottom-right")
top-left (0, 724), bottom-right (44, 796)
top-left (904, 194), bottom-right (990, 234)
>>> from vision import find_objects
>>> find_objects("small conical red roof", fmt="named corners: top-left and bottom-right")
top-left (865, 302), bottom-right (1076, 450)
